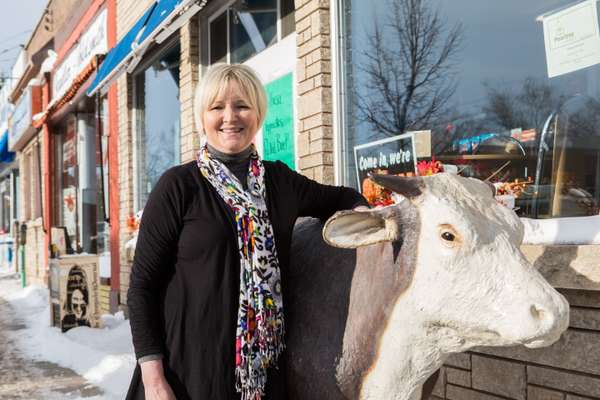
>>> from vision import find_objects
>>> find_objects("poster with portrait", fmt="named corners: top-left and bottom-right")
top-left (58, 261), bottom-right (99, 332)
top-left (354, 132), bottom-right (417, 205)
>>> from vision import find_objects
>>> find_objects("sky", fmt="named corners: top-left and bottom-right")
top-left (0, 1), bottom-right (48, 80)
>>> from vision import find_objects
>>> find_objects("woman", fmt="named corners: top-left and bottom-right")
top-left (126, 63), bottom-right (367, 400)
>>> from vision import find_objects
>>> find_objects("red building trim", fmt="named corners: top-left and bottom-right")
top-left (107, 0), bottom-right (121, 298)
top-left (42, 75), bottom-right (52, 274)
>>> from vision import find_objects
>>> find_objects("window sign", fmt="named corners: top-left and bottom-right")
top-left (354, 132), bottom-right (417, 205)
top-left (542, 0), bottom-right (600, 78)
top-left (263, 73), bottom-right (294, 168)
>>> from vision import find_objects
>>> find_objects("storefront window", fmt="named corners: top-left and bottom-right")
top-left (96, 97), bottom-right (110, 254)
top-left (340, 0), bottom-right (600, 218)
top-left (135, 44), bottom-right (181, 210)
top-left (53, 114), bottom-right (98, 253)
top-left (209, 0), bottom-right (295, 64)
top-left (54, 116), bottom-right (79, 251)
top-left (0, 178), bottom-right (10, 233)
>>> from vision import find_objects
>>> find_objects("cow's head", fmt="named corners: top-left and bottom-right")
top-left (324, 173), bottom-right (569, 352)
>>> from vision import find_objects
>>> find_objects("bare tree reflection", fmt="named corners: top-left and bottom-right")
top-left (483, 77), bottom-right (564, 132)
top-left (357, 0), bottom-right (463, 137)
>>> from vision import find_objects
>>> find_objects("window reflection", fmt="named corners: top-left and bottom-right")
top-left (136, 44), bottom-right (181, 210)
top-left (343, 0), bottom-right (600, 218)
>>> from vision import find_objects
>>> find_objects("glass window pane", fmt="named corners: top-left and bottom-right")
top-left (210, 11), bottom-right (228, 64)
top-left (230, 0), bottom-right (277, 63)
top-left (281, 0), bottom-right (296, 38)
top-left (342, 0), bottom-right (600, 218)
top-left (136, 45), bottom-right (181, 210)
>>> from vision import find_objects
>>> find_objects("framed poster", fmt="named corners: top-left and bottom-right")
top-left (354, 132), bottom-right (418, 205)
top-left (262, 73), bottom-right (295, 169)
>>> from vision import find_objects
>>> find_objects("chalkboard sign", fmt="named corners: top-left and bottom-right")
top-left (354, 132), bottom-right (417, 194)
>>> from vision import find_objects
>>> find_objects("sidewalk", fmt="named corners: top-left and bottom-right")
top-left (0, 272), bottom-right (136, 399)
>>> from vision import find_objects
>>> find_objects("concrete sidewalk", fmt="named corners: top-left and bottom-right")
top-left (0, 274), bottom-right (103, 400)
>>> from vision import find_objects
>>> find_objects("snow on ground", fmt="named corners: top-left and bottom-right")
top-left (0, 270), bottom-right (136, 399)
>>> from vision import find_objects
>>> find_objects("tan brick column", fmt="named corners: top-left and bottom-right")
top-left (180, 16), bottom-right (201, 163)
top-left (117, 74), bottom-right (135, 305)
top-left (295, 0), bottom-right (334, 184)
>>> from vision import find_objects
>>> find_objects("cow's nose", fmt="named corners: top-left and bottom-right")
top-left (523, 299), bottom-right (568, 348)
top-left (530, 303), bottom-right (555, 327)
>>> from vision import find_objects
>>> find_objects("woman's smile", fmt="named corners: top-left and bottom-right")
top-left (203, 81), bottom-right (259, 154)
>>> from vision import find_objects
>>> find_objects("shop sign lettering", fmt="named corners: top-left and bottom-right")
top-left (354, 132), bottom-right (417, 193)
top-left (263, 73), bottom-right (295, 169)
top-left (53, 9), bottom-right (107, 102)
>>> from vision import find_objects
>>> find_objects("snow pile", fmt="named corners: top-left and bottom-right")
top-left (0, 273), bottom-right (136, 399)
top-left (521, 215), bottom-right (600, 245)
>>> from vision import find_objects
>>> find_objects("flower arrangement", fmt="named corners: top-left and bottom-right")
top-left (417, 158), bottom-right (444, 176)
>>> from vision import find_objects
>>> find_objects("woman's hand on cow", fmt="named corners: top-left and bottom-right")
top-left (141, 360), bottom-right (176, 400)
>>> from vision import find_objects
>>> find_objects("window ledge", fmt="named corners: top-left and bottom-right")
top-left (521, 244), bottom-right (600, 291)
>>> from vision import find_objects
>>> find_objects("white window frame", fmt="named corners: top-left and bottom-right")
top-left (207, 0), bottom-right (286, 65)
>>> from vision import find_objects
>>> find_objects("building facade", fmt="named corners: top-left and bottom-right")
top-left (4, 0), bottom-right (600, 398)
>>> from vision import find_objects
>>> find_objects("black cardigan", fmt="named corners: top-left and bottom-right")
top-left (126, 160), bottom-right (366, 400)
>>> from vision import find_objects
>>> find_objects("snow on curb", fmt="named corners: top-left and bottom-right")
top-left (0, 272), bottom-right (136, 399)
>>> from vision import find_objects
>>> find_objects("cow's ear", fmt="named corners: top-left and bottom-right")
top-left (323, 205), bottom-right (402, 248)
top-left (368, 174), bottom-right (424, 199)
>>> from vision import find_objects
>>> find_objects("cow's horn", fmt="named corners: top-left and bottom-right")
top-left (368, 173), bottom-right (424, 198)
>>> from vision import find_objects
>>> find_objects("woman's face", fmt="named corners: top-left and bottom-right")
top-left (202, 81), bottom-right (259, 154)
top-left (71, 289), bottom-right (87, 319)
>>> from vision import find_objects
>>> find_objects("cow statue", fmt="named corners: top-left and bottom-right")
top-left (284, 173), bottom-right (570, 400)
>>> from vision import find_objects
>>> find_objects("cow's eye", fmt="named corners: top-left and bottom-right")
top-left (441, 231), bottom-right (455, 242)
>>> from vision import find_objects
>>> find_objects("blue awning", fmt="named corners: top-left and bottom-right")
top-left (87, 0), bottom-right (208, 97)
top-left (86, 3), bottom-right (157, 96)
top-left (137, 0), bottom-right (183, 45)
top-left (0, 131), bottom-right (15, 163)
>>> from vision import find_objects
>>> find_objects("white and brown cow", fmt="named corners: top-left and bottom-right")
top-left (284, 173), bottom-right (569, 400)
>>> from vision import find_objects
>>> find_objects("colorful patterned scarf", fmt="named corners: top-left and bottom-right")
top-left (197, 143), bottom-right (284, 400)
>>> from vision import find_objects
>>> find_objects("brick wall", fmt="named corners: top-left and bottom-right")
top-left (294, 0), bottom-right (334, 184)
top-left (428, 289), bottom-right (600, 400)
top-left (115, 0), bottom-right (154, 306)
top-left (180, 15), bottom-right (200, 164)
top-left (20, 136), bottom-right (47, 286)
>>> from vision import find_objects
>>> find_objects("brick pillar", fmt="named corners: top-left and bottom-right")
top-left (180, 16), bottom-right (200, 163)
top-left (295, 0), bottom-right (334, 184)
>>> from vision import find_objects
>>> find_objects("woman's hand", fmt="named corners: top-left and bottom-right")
top-left (141, 360), bottom-right (176, 400)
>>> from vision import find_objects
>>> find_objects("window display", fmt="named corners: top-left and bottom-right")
top-left (340, 0), bottom-right (600, 218)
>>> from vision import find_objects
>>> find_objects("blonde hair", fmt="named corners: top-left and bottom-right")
top-left (194, 63), bottom-right (267, 136)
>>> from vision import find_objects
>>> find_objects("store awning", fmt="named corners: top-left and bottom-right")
top-left (0, 131), bottom-right (15, 163)
top-left (87, 0), bottom-right (209, 96)
top-left (86, 3), bottom-right (157, 96)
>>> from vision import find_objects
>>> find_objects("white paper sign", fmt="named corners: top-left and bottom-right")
top-left (543, 0), bottom-right (600, 78)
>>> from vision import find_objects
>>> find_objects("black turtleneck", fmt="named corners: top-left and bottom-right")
top-left (207, 143), bottom-right (253, 190)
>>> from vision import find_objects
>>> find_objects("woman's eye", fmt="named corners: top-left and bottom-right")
top-left (441, 231), bottom-right (455, 242)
